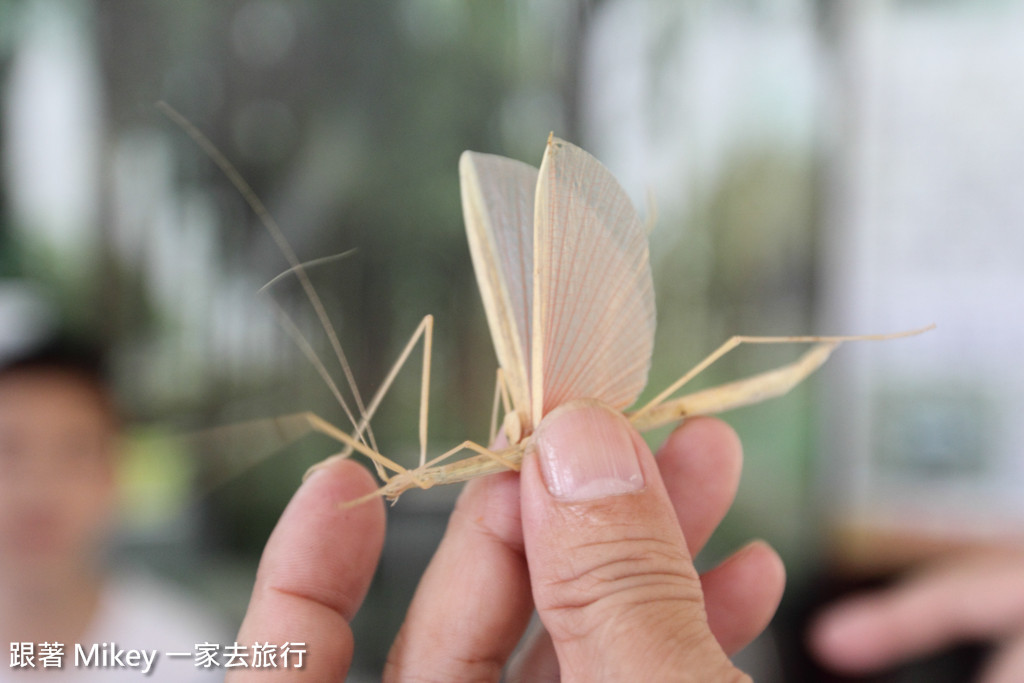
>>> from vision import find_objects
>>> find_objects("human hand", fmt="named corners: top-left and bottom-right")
top-left (228, 448), bottom-right (386, 680)
top-left (810, 548), bottom-right (1024, 682)
top-left (232, 400), bottom-right (785, 680)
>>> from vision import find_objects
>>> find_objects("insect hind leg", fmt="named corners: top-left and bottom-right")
top-left (632, 326), bottom-right (935, 423)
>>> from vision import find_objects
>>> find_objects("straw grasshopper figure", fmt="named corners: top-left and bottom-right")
top-left (294, 134), bottom-right (928, 507)
top-left (161, 104), bottom-right (930, 506)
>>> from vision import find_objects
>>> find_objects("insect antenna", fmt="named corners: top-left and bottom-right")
top-left (259, 251), bottom-right (358, 294)
top-left (157, 101), bottom-right (377, 451)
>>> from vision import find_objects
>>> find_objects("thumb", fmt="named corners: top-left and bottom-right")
top-left (520, 400), bottom-right (747, 682)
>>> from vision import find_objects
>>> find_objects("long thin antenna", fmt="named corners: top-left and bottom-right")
top-left (259, 250), bottom-right (358, 294)
top-left (157, 101), bottom-right (377, 452)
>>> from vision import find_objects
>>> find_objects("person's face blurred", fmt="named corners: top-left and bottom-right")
top-left (0, 370), bottom-right (118, 579)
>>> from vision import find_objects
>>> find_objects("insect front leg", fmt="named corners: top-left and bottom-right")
top-left (298, 411), bottom-right (410, 481)
top-left (332, 314), bottom-right (435, 478)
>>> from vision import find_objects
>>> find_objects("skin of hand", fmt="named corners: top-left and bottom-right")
top-left (232, 399), bottom-right (785, 681)
top-left (810, 549), bottom-right (1024, 683)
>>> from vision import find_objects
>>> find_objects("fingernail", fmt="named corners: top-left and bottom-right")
top-left (534, 401), bottom-right (644, 501)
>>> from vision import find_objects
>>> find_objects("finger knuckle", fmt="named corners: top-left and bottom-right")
top-left (537, 532), bottom-right (703, 640)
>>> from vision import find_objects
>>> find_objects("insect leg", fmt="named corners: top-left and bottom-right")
top-left (487, 368), bottom-right (515, 446)
top-left (631, 325), bottom-right (934, 426)
top-left (489, 368), bottom-right (503, 446)
top-left (297, 411), bottom-right (410, 480)
top-left (421, 439), bottom-right (521, 472)
top-left (338, 439), bottom-right (524, 508)
top-left (339, 315), bottom-right (434, 476)
top-left (629, 342), bottom-right (838, 431)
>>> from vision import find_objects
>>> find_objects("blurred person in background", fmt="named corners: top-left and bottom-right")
top-left (0, 336), bottom-right (226, 680)
top-left (810, 548), bottom-right (1024, 682)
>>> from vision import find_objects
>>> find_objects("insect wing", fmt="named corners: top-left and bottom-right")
top-left (459, 151), bottom-right (537, 416)
top-left (531, 137), bottom-right (656, 427)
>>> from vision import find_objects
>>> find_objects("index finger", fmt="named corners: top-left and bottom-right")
top-left (229, 457), bottom-right (386, 680)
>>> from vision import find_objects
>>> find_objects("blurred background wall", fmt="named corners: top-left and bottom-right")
top-left (0, 0), bottom-right (1021, 679)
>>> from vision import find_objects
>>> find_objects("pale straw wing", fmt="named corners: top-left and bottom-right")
top-left (531, 137), bottom-right (656, 428)
top-left (459, 151), bottom-right (537, 415)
